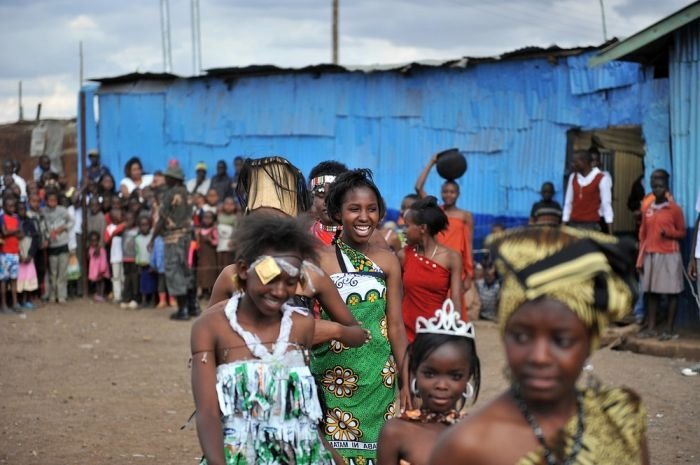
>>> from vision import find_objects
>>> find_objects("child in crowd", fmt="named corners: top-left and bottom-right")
top-left (192, 192), bottom-right (206, 227)
top-left (104, 205), bottom-right (125, 304)
top-left (476, 261), bottom-right (500, 321)
top-left (87, 230), bottom-right (109, 302)
top-left (377, 299), bottom-right (480, 465)
top-left (87, 197), bottom-right (106, 247)
top-left (135, 215), bottom-right (157, 307)
top-left (28, 193), bottom-right (48, 301)
top-left (17, 200), bottom-right (39, 309)
top-left (43, 190), bottom-right (74, 304)
top-left (196, 210), bottom-right (218, 301)
top-left (216, 196), bottom-right (238, 272)
top-left (205, 188), bottom-right (219, 212)
top-left (529, 181), bottom-right (562, 225)
top-left (191, 214), bottom-right (336, 465)
top-left (127, 194), bottom-right (142, 217)
top-left (149, 230), bottom-right (169, 308)
top-left (64, 194), bottom-right (82, 297)
top-left (1, 196), bottom-right (22, 312)
top-left (101, 193), bottom-right (114, 215)
top-left (120, 211), bottom-right (139, 309)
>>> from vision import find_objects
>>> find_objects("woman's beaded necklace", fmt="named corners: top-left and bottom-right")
top-left (511, 386), bottom-right (585, 465)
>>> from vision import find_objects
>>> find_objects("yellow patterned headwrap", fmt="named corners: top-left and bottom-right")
top-left (486, 226), bottom-right (637, 348)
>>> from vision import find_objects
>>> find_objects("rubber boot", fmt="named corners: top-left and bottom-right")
top-left (187, 289), bottom-right (201, 317)
top-left (170, 296), bottom-right (190, 321)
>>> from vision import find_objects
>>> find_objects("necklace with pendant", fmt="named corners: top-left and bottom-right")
top-left (511, 386), bottom-right (585, 465)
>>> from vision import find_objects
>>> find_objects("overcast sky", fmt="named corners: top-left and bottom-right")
top-left (0, 0), bottom-right (692, 124)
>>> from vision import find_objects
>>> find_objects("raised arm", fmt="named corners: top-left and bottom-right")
top-left (415, 154), bottom-right (438, 199)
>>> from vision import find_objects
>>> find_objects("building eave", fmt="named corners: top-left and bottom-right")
top-left (589, 1), bottom-right (700, 67)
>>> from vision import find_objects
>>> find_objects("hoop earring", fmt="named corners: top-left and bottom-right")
top-left (462, 382), bottom-right (474, 401)
top-left (411, 378), bottom-right (419, 395)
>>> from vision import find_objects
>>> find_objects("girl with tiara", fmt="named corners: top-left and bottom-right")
top-left (429, 226), bottom-right (649, 465)
top-left (377, 299), bottom-right (480, 465)
top-left (208, 156), bottom-right (370, 350)
top-left (191, 214), bottom-right (339, 465)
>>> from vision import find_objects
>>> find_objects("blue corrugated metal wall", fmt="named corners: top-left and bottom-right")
top-left (670, 21), bottom-right (700, 228)
top-left (92, 51), bottom-right (672, 245)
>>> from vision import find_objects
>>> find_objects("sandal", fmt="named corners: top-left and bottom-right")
top-left (658, 332), bottom-right (679, 341)
top-left (638, 329), bottom-right (657, 339)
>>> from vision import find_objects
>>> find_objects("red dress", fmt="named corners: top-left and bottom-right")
top-left (401, 245), bottom-right (451, 343)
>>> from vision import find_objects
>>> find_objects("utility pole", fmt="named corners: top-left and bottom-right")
top-left (18, 81), bottom-right (23, 121)
top-left (160, 0), bottom-right (173, 72)
top-left (191, 0), bottom-right (202, 75)
top-left (599, 0), bottom-right (608, 41)
top-left (332, 0), bottom-right (339, 64)
top-left (79, 40), bottom-right (84, 85)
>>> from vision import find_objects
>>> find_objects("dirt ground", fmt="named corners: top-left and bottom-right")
top-left (1, 299), bottom-right (698, 465)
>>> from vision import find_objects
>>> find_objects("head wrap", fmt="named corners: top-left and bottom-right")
top-left (235, 156), bottom-right (310, 217)
top-left (486, 226), bottom-right (637, 348)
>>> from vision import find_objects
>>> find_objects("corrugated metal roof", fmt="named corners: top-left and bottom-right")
top-left (91, 43), bottom-right (618, 85)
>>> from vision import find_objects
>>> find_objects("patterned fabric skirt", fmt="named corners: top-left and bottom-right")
top-left (311, 272), bottom-right (396, 465)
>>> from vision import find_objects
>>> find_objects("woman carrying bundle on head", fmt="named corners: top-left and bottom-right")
top-left (377, 299), bottom-right (480, 465)
top-left (415, 153), bottom-right (474, 316)
top-left (429, 226), bottom-right (649, 465)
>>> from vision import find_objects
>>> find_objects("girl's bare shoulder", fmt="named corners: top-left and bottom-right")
top-left (437, 393), bottom-right (519, 456)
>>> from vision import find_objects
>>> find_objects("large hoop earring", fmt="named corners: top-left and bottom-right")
top-left (411, 378), bottom-right (419, 395)
top-left (462, 382), bottom-right (474, 401)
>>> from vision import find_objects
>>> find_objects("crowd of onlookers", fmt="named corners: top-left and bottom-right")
top-left (1, 148), bottom-right (698, 341)
top-left (0, 153), bottom-right (245, 313)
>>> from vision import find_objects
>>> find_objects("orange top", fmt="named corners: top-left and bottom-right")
top-left (640, 191), bottom-right (673, 213)
top-left (437, 215), bottom-right (473, 278)
top-left (638, 201), bottom-right (685, 257)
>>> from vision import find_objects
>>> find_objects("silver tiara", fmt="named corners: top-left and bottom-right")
top-left (415, 299), bottom-right (475, 339)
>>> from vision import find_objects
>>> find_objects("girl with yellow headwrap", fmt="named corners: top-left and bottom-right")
top-left (428, 226), bottom-right (649, 465)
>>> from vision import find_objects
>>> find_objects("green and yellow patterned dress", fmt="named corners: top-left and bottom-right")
top-left (311, 241), bottom-right (397, 465)
top-left (517, 387), bottom-right (647, 465)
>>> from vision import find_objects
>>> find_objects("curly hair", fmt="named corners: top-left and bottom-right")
top-left (234, 214), bottom-right (318, 265)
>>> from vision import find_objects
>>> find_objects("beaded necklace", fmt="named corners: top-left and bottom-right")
top-left (400, 408), bottom-right (464, 425)
top-left (511, 386), bottom-right (585, 465)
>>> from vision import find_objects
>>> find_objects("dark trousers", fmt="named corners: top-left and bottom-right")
top-left (122, 261), bottom-right (139, 303)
